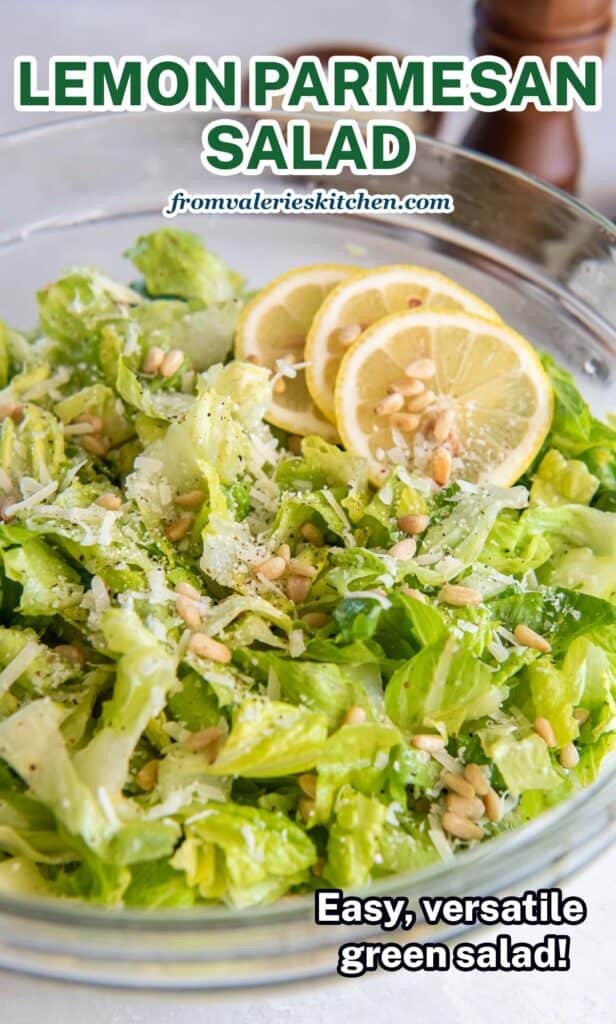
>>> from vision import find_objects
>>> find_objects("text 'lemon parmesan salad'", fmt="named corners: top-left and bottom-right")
top-left (0, 228), bottom-right (614, 908)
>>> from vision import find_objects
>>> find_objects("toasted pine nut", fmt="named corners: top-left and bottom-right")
top-left (390, 411), bottom-right (421, 432)
top-left (136, 759), bottom-right (159, 791)
top-left (254, 555), bottom-right (287, 580)
top-left (439, 583), bottom-right (482, 607)
top-left (397, 514), bottom-right (429, 535)
top-left (174, 490), bottom-right (204, 508)
top-left (0, 404), bottom-right (16, 420)
top-left (298, 796), bottom-right (315, 822)
top-left (287, 558), bottom-right (317, 578)
top-left (273, 377), bottom-right (287, 394)
top-left (433, 409), bottom-right (456, 444)
top-left (534, 717), bottom-right (557, 748)
top-left (300, 522), bottom-right (324, 547)
top-left (560, 742), bottom-right (579, 769)
top-left (302, 611), bottom-right (329, 628)
top-left (405, 357), bottom-right (436, 380)
top-left (277, 543), bottom-right (291, 563)
top-left (419, 411), bottom-right (438, 437)
top-left (375, 392), bottom-right (404, 416)
top-left (246, 353), bottom-right (261, 365)
top-left (298, 773), bottom-right (317, 798)
top-left (431, 446), bottom-right (452, 486)
top-left (96, 492), bottom-right (122, 511)
top-left (411, 734), bottom-right (445, 753)
top-left (54, 644), bottom-right (85, 667)
top-left (77, 413), bottom-right (104, 434)
top-left (514, 623), bottom-right (551, 653)
top-left (445, 793), bottom-right (485, 820)
top-left (288, 435), bottom-right (302, 455)
top-left (441, 771), bottom-right (476, 800)
top-left (407, 297), bottom-right (423, 309)
top-left (483, 787), bottom-right (503, 823)
top-left (81, 434), bottom-right (109, 457)
top-left (448, 429), bottom-right (464, 456)
top-left (160, 348), bottom-right (184, 378)
top-left (143, 346), bottom-right (165, 374)
top-left (441, 812), bottom-right (483, 841)
top-left (407, 389), bottom-right (436, 413)
top-left (187, 633), bottom-right (231, 663)
top-left (343, 705), bottom-right (367, 726)
top-left (175, 581), bottom-right (201, 600)
top-left (185, 725), bottom-right (224, 753)
top-left (401, 586), bottom-right (428, 604)
top-left (165, 516), bottom-right (193, 542)
top-left (388, 538), bottom-right (417, 560)
top-left (338, 323), bottom-right (362, 347)
top-left (463, 763), bottom-right (490, 797)
top-left (388, 378), bottom-right (425, 397)
top-left (287, 575), bottom-right (312, 604)
top-left (176, 595), bottom-right (201, 630)
top-left (573, 707), bottom-right (589, 724)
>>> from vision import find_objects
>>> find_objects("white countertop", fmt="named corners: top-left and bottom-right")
top-left (1, 2), bottom-right (615, 1021)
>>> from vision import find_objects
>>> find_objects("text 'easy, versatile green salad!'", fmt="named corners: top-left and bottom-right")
top-left (0, 228), bottom-right (614, 908)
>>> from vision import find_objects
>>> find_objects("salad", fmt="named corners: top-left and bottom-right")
top-left (0, 227), bottom-right (613, 909)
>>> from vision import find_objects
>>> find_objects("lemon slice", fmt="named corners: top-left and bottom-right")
top-left (306, 265), bottom-right (501, 424)
top-left (335, 310), bottom-right (553, 487)
top-left (235, 264), bottom-right (357, 439)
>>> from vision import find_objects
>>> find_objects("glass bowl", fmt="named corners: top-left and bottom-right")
top-left (0, 111), bottom-right (614, 989)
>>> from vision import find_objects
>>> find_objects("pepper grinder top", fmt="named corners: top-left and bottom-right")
top-left (463, 0), bottom-right (612, 193)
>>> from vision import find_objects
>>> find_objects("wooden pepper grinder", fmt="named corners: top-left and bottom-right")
top-left (462, 0), bottom-right (612, 193)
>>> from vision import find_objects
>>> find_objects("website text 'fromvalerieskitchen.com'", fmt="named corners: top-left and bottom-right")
top-left (162, 187), bottom-right (454, 217)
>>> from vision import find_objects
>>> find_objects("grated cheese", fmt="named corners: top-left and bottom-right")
top-left (0, 641), bottom-right (40, 697)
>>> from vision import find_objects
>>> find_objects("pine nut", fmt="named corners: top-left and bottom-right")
top-left (96, 492), bottom-right (122, 511)
top-left (441, 770), bottom-right (476, 800)
top-left (388, 538), bottom-right (417, 560)
top-left (388, 378), bottom-right (425, 397)
top-left (338, 322), bottom-right (362, 346)
top-left (77, 413), bottom-right (104, 434)
top-left (176, 595), bottom-right (201, 630)
top-left (445, 793), bottom-right (485, 820)
top-left (401, 586), bottom-right (427, 604)
top-left (431, 446), bottom-right (452, 486)
top-left (298, 773), bottom-right (317, 798)
top-left (0, 495), bottom-right (16, 522)
top-left (411, 734), bottom-right (445, 752)
top-left (405, 357), bottom-right (436, 380)
top-left (185, 725), bottom-right (224, 753)
top-left (463, 763), bottom-right (490, 797)
top-left (390, 411), bottom-right (421, 432)
top-left (433, 409), bottom-right (456, 444)
top-left (175, 581), bottom-right (201, 600)
top-left (174, 490), bottom-right (204, 508)
top-left (288, 435), bottom-right (303, 455)
top-left (560, 742), bottom-right (579, 769)
top-left (287, 575), bottom-right (312, 604)
top-left (407, 389), bottom-right (436, 413)
top-left (81, 434), bottom-right (109, 457)
top-left (441, 812), bottom-right (483, 841)
top-left (300, 522), bottom-right (324, 547)
top-left (160, 349), bottom-right (184, 378)
top-left (0, 404), bottom-right (16, 420)
top-left (534, 717), bottom-right (557, 748)
top-left (573, 707), bottom-right (589, 724)
top-left (136, 759), bottom-right (159, 791)
top-left (343, 705), bottom-right (367, 726)
top-left (273, 377), bottom-right (287, 394)
top-left (514, 623), bottom-right (552, 653)
top-left (375, 392), bottom-right (404, 416)
top-left (287, 558), bottom-right (317, 578)
top-left (439, 583), bottom-right (482, 607)
top-left (298, 796), bottom-right (315, 822)
top-left (165, 516), bottom-right (193, 542)
top-left (246, 353), bottom-right (261, 365)
top-left (54, 644), bottom-right (85, 666)
top-left (188, 633), bottom-right (231, 663)
top-left (143, 346), bottom-right (165, 374)
top-left (254, 555), bottom-right (287, 580)
top-left (277, 543), bottom-right (291, 562)
top-left (483, 787), bottom-right (503, 823)
top-left (302, 611), bottom-right (328, 628)
top-left (397, 514), bottom-right (429, 535)
top-left (407, 297), bottom-right (423, 309)
top-left (419, 411), bottom-right (438, 437)
top-left (448, 429), bottom-right (464, 456)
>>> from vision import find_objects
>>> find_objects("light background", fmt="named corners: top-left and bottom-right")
top-left (1, 2), bottom-right (615, 1022)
